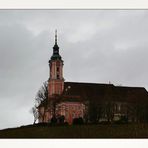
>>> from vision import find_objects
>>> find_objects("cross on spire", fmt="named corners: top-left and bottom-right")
top-left (55, 29), bottom-right (57, 45)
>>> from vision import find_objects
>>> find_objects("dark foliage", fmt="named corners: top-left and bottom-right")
top-left (73, 117), bottom-right (84, 125)
top-left (57, 115), bottom-right (65, 124)
top-left (88, 101), bottom-right (103, 124)
top-left (50, 116), bottom-right (57, 125)
top-left (114, 116), bottom-right (128, 124)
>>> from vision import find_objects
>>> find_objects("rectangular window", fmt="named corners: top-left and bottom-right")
top-left (57, 67), bottom-right (59, 72)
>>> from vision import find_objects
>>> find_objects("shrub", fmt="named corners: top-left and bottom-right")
top-left (73, 117), bottom-right (84, 125)
top-left (114, 116), bottom-right (128, 124)
top-left (50, 116), bottom-right (57, 125)
top-left (57, 115), bottom-right (65, 124)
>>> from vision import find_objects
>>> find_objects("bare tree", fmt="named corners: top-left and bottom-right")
top-left (31, 106), bottom-right (39, 124)
top-left (34, 81), bottom-right (48, 122)
top-left (104, 101), bottom-right (115, 123)
top-left (49, 94), bottom-right (61, 119)
top-left (35, 81), bottom-right (48, 107)
top-left (103, 86), bottom-right (116, 123)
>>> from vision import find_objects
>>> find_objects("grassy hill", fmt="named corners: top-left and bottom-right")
top-left (0, 123), bottom-right (148, 138)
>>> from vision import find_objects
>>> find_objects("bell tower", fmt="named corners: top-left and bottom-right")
top-left (48, 30), bottom-right (64, 96)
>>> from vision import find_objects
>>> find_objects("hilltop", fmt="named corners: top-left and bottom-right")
top-left (0, 123), bottom-right (148, 138)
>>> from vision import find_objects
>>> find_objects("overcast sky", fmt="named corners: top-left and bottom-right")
top-left (0, 10), bottom-right (148, 129)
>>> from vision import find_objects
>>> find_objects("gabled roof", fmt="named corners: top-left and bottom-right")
top-left (38, 81), bottom-right (148, 108)
top-left (62, 82), bottom-right (148, 104)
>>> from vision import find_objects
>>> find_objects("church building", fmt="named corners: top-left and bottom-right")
top-left (38, 31), bottom-right (148, 124)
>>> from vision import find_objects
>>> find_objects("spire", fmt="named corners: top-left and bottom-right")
top-left (50, 30), bottom-right (62, 61)
top-left (55, 29), bottom-right (57, 45)
top-left (53, 29), bottom-right (59, 52)
top-left (53, 29), bottom-right (59, 51)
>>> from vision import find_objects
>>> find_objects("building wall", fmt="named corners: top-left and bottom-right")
top-left (38, 102), bottom-right (86, 124)
top-left (57, 102), bottom-right (86, 124)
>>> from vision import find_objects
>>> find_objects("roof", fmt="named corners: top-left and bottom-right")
top-left (62, 82), bottom-right (148, 104)
top-left (50, 53), bottom-right (62, 61)
top-left (38, 81), bottom-right (148, 108)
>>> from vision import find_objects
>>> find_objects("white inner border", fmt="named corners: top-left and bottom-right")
top-left (0, 0), bottom-right (148, 8)
top-left (1, 139), bottom-right (148, 148)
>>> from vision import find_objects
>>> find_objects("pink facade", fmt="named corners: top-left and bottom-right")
top-left (38, 101), bottom-right (86, 124)
top-left (48, 60), bottom-right (64, 96)
top-left (56, 102), bottom-right (85, 124)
